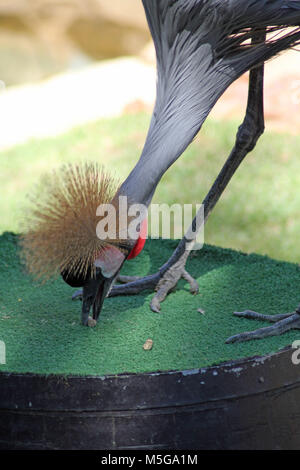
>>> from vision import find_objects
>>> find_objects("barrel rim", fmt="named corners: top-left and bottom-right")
top-left (0, 344), bottom-right (294, 380)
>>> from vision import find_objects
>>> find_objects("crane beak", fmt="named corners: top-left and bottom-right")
top-left (81, 246), bottom-right (126, 326)
top-left (81, 269), bottom-right (115, 326)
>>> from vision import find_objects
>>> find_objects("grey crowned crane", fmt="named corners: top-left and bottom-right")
top-left (22, 0), bottom-right (300, 342)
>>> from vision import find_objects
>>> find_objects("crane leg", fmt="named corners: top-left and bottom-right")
top-left (226, 309), bottom-right (300, 344)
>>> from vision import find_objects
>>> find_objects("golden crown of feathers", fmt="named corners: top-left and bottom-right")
top-left (20, 162), bottom-right (128, 281)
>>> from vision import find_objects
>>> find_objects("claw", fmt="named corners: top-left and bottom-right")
top-left (233, 310), bottom-right (293, 322)
top-left (182, 269), bottom-right (199, 295)
top-left (150, 296), bottom-right (162, 313)
top-left (150, 284), bottom-right (170, 313)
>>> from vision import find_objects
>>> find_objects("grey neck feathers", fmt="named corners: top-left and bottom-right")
top-left (119, 0), bottom-right (300, 206)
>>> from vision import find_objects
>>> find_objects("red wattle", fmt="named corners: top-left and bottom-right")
top-left (127, 218), bottom-right (147, 260)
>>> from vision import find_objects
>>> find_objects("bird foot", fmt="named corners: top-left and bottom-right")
top-left (150, 267), bottom-right (199, 313)
top-left (72, 266), bottom-right (199, 313)
top-left (226, 309), bottom-right (300, 344)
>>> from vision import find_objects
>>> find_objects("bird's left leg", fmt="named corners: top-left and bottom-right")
top-left (226, 309), bottom-right (300, 344)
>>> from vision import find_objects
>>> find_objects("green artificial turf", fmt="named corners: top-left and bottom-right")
top-left (0, 232), bottom-right (299, 376)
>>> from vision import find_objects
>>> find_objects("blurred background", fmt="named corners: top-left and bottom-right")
top-left (1, 0), bottom-right (300, 263)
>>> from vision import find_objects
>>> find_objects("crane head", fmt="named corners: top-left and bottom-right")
top-left (62, 219), bottom-right (147, 326)
top-left (20, 162), bottom-right (147, 326)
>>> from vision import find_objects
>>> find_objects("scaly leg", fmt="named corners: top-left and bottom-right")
top-left (226, 308), bottom-right (300, 343)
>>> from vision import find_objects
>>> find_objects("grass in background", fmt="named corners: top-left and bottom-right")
top-left (1, 111), bottom-right (300, 263)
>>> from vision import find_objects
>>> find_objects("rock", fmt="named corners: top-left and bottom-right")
top-left (143, 338), bottom-right (153, 351)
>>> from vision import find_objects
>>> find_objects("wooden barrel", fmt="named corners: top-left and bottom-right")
top-left (0, 346), bottom-right (299, 450)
